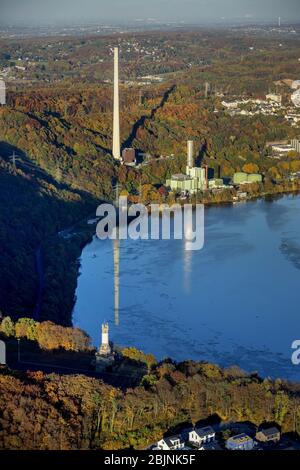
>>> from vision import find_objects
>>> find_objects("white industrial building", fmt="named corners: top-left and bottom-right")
top-left (166, 140), bottom-right (208, 194)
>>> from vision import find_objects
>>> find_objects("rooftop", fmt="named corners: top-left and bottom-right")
top-left (194, 426), bottom-right (215, 437)
top-left (259, 427), bottom-right (280, 437)
top-left (164, 434), bottom-right (184, 446)
top-left (171, 174), bottom-right (193, 181)
top-left (227, 433), bottom-right (252, 444)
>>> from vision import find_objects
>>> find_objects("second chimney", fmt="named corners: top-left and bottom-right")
top-left (187, 140), bottom-right (194, 168)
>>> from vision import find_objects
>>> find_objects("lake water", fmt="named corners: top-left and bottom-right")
top-left (73, 194), bottom-right (300, 381)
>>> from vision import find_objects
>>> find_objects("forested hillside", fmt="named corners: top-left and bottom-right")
top-left (0, 151), bottom-right (97, 321)
top-left (1, 360), bottom-right (300, 450)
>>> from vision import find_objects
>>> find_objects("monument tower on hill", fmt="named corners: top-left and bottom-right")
top-left (98, 322), bottom-right (112, 356)
top-left (95, 322), bottom-right (115, 372)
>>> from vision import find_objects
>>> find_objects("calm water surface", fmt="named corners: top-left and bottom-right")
top-left (73, 195), bottom-right (300, 381)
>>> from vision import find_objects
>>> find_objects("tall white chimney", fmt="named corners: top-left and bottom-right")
top-left (113, 47), bottom-right (121, 160)
top-left (187, 140), bottom-right (194, 168)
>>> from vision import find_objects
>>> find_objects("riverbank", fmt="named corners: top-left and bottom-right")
top-left (188, 178), bottom-right (300, 206)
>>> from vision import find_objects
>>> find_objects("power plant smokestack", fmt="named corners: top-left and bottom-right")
top-left (187, 140), bottom-right (194, 168)
top-left (113, 47), bottom-right (121, 161)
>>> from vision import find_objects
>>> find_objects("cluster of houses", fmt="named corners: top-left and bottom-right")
top-left (220, 97), bottom-right (284, 118)
top-left (151, 424), bottom-right (283, 451)
top-left (219, 93), bottom-right (300, 128)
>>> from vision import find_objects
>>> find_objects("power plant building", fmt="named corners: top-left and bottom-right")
top-left (209, 178), bottom-right (225, 189)
top-left (233, 172), bottom-right (262, 185)
top-left (166, 173), bottom-right (203, 193)
top-left (166, 141), bottom-right (207, 194)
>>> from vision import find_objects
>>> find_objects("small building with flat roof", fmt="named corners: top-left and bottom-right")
top-left (226, 433), bottom-right (254, 451)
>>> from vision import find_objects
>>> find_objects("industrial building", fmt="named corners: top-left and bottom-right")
top-left (166, 173), bottom-right (199, 193)
top-left (209, 178), bottom-right (225, 189)
top-left (233, 172), bottom-right (262, 185)
top-left (166, 140), bottom-right (208, 194)
top-left (0, 79), bottom-right (5, 105)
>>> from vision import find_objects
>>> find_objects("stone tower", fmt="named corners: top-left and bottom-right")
top-left (98, 322), bottom-right (111, 356)
top-left (112, 47), bottom-right (121, 160)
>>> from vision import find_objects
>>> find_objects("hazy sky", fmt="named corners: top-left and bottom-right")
top-left (0, 0), bottom-right (299, 25)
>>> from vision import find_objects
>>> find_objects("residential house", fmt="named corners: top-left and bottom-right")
top-left (155, 435), bottom-right (185, 451)
top-left (226, 433), bottom-right (254, 451)
top-left (189, 426), bottom-right (216, 447)
top-left (256, 426), bottom-right (280, 444)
